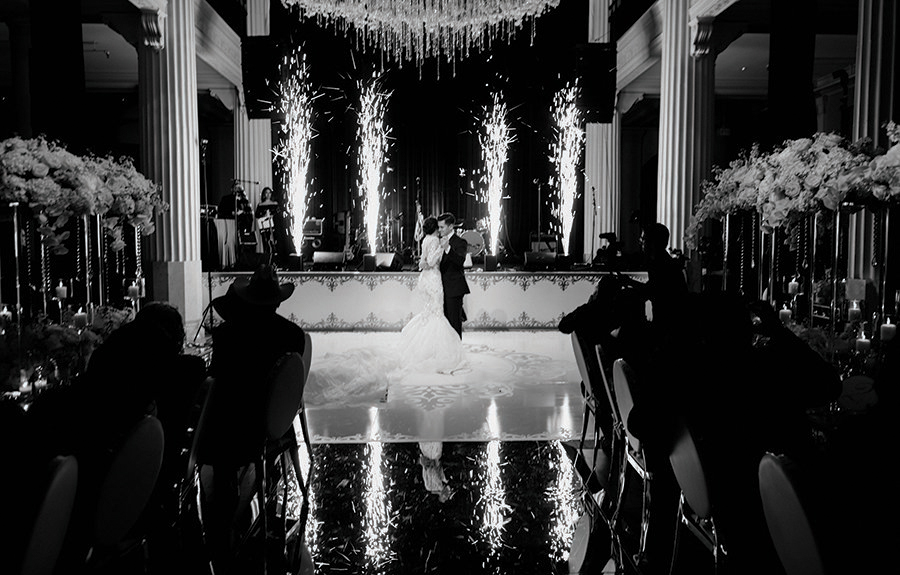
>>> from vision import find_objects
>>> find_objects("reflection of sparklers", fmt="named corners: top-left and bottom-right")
top-left (298, 433), bottom-right (318, 563)
top-left (479, 92), bottom-right (513, 256)
top-left (363, 441), bottom-right (393, 567)
top-left (550, 82), bottom-right (585, 256)
top-left (357, 75), bottom-right (391, 254)
top-left (548, 440), bottom-right (581, 562)
top-left (275, 48), bottom-right (314, 245)
top-left (479, 440), bottom-right (509, 559)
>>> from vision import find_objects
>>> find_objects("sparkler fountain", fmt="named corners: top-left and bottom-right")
top-left (550, 82), bottom-right (585, 257)
top-left (357, 75), bottom-right (392, 254)
top-left (275, 49), bottom-right (315, 247)
top-left (479, 92), bottom-right (513, 257)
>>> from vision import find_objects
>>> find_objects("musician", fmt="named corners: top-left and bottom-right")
top-left (214, 183), bottom-right (249, 269)
top-left (255, 187), bottom-right (278, 258)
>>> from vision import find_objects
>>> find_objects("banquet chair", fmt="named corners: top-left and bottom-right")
top-left (240, 350), bottom-right (311, 572)
top-left (758, 453), bottom-right (826, 575)
top-left (16, 455), bottom-right (79, 575)
top-left (570, 332), bottom-right (606, 488)
top-left (611, 358), bottom-right (653, 568)
top-left (85, 415), bottom-right (166, 570)
top-left (667, 417), bottom-right (725, 575)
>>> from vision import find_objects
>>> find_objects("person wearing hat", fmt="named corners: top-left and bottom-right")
top-left (201, 264), bottom-right (305, 567)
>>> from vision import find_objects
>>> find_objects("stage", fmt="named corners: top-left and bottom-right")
top-left (202, 270), bottom-right (648, 331)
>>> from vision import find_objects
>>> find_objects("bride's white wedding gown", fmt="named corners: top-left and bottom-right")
top-left (304, 234), bottom-right (465, 405)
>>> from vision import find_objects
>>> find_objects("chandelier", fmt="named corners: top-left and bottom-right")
top-left (282, 0), bottom-right (561, 76)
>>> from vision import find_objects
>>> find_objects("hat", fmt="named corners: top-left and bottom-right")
top-left (212, 265), bottom-right (294, 318)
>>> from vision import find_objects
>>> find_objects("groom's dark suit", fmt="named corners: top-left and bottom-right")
top-left (440, 231), bottom-right (470, 337)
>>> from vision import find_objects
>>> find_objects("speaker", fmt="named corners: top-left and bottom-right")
top-left (241, 36), bottom-right (280, 120)
top-left (524, 251), bottom-right (557, 271)
top-left (312, 251), bottom-right (346, 271)
top-left (375, 252), bottom-right (403, 271)
top-left (575, 43), bottom-right (616, 123)
top-left (484, 254), bottom-right (499, 271)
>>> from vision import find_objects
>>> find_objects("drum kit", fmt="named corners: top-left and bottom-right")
top-left (460, 217), bottom-right (489, 256)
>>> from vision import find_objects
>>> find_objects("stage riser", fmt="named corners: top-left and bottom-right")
top-left (204, 271), bottom-right (648, 331)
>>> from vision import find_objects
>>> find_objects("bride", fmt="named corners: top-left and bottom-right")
top-left (304, 216), bottom-right (465, 405)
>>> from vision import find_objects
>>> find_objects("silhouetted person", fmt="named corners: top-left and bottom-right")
top-left (640, 223), bottom-right (687, 331)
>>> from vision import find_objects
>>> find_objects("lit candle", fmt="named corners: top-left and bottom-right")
top-left (856, 335), bottom-right (871, 353)
top-left (127, 284), bottom-right (140, 299)
top-left (55, 281), bottom-right (68, 300)
top-left (847, 300), bottom-right (862, 322)
top-left (779, 306), bottom-right (792, 325)
top-left (881, 318), bottom-right (896, 343)
top-left (846, 279), bottom-right (866, 301)
top-left (0, 305), bottom-right (11, 321)
top-left (74, 308), bottom-right (88, 329)
top-left (18, 370), bottom-right (31, 393)
top-left (788, 280), bottom-right (799, 295)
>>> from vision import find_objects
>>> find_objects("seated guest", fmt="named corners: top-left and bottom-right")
top-left (202, 264), bottom-right (305, 569)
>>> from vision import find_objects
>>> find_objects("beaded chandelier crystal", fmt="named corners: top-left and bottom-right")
top-left (281, 0), bottom-right (561, 76)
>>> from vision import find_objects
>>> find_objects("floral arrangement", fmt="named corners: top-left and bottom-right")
top-left (684, 125), bottom-right (900, 248)
top-left (0, 136), bottom-right (167, 254)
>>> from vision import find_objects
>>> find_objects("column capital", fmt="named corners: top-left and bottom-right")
top-left (691, 16), bottom-right (715, 59)
top-left (139, 5), bottom-right (167, 51)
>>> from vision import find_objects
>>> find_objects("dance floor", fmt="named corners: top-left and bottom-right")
top-left (304, 331), bottom-right (583, 443)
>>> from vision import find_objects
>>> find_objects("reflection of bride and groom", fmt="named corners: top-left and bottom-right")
top-left (305, 212), bottom-right (471, 404)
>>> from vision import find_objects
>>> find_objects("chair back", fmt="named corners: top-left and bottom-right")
top-left (758, 453), bottom-right (826, 575)
top-left (611, 358), bottom-right (640, 452)
top-left (19, 456), bottom-right (79, 575)
top-left (668, 418), bottom-right (712, 519)
top-left (594, 344), bottom-right (621, 428)
top-left (571, 333), bottom-right (598, 400)
top-left (94, 416), bottom-right (165, 547)
top-left (264, 352), bottom-right (305, 441)
top-left (301, 332), bottom-right (312, 385)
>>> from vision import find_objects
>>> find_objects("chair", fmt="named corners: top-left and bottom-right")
top-left (667, 417), bottom-right (725, 575)
top-left (570, 333), bottom-right (605, 487)
top-left (611, 358), bottom-right (653, 567)
top-left (18, 455), bottom-right (79, 575)
top-left (86, 415), bottom-right (166, 569)
top-left (758, 453), bottom-right (826, 575)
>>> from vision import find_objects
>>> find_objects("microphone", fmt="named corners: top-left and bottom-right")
top-left (233, 178), bottom-right (260, 185)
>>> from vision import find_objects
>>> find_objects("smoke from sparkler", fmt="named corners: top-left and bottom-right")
top-left (479, 92), bottom-right (513, 256)
top-left (275, 49), bottom-right (314, 246)
top-left (550, 82), bottom-right (585, 256)
top-left (357, 76), bottom-right (391, 254)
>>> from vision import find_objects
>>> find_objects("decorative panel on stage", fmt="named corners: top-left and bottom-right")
top-left (204, 271), bottom-right (648, 331)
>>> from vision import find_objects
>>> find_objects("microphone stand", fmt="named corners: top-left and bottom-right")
top-left (194, 139), bottom-right (213, 345)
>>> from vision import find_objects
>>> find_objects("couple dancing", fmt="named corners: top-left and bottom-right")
top-left (306, 213), bottom-right (470, 405)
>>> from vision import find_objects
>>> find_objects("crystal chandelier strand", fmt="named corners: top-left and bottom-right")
top-left (282, 0), bottom-right (560, 77)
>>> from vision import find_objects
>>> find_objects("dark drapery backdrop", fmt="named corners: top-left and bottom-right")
top-left (269, 0), bottom-right (591, 258)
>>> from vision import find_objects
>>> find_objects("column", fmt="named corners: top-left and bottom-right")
top-left (656, 0), bottom-right (694, 252)
top-left (235, 0), bottom-right (274, 214)
top-left (138, 0), bottom-right (203, 328)
top-left (583, 0), bottom-right (619, 263)
top-left (848, 0), bottom-right (899, 283)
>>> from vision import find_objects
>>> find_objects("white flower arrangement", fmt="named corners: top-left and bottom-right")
top-left (0, 136), bottom-right (167, 255)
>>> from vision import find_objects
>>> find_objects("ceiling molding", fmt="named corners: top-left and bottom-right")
top-left (194, 0), bottom-right (242, 88)
top-left (689, 0), bottom-right (741, 21)
top-left (616, 0), bottom-right (662, 90)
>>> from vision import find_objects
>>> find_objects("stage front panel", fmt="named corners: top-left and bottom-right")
top-left (203, 271), bottom-right (648, 331)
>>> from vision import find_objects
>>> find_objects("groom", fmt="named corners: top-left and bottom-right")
top-left (437, 212), bottom-right (470, 338)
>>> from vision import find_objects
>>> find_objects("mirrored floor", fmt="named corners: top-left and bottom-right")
top-left (296, 441), bottom-right (587, 575)
top-left (304, 331), bottom-right (583, 443)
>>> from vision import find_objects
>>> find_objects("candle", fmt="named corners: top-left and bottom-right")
top-left (846, 279), bottom-right (866, 301)
top-left (55, 281), bottom-right (68, 300)
top-left (788, 280), bottom-right (799, 295)
top-left (856, 336), bottom-right (871, 353)
top-left (74, 308), bottom-right (88, 329)
top-left (881, 319), bottom-right (896, 343)
top-left (18, 370), bottom-right (31, 393)
top-left (127, 284), bottom-right (140, 299)
top-left (779, 307), bottom-right (792, 325)
top-left (847, 301), bottom-right (862, 322)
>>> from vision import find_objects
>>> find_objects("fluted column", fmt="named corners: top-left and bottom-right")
top-left (848, 0), bottom-right (899, 283)
top-left (235, 0), bottom-right (274, 216)
top-left (656, 0), bottom-right (695, 252)
top-left (583, 0), bottom-right (619, 262)
top-left (139, 0), bottom-right (203, 326)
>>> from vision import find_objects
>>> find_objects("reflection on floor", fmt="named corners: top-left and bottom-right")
top-left (305, 331), bottom-right (583, 443)
top-left (298, 441), bottom-right (588, 575)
